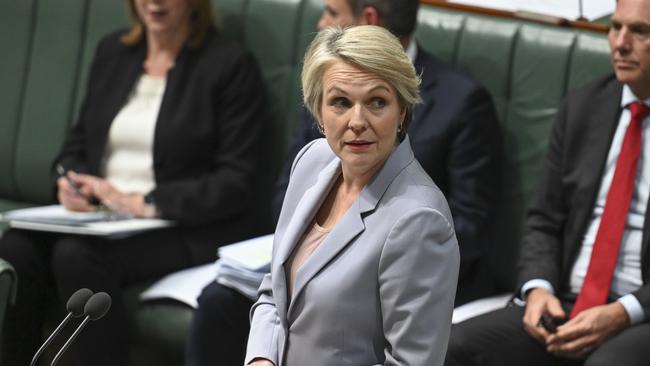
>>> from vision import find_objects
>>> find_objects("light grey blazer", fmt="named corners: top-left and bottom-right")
top-left (245, 137), bottom-right (460, 366)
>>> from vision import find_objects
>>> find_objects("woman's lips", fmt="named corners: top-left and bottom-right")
top-left (148, 9), bottom-right (168, 20)
top-left (345, 141), bottom-right (373, 151)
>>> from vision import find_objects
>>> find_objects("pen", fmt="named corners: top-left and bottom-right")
top-left (56, 164), bottom-right (90, 201)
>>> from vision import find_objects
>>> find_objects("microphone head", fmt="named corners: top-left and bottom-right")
top-left (83, 292), bottom-right (112, 320)
top-left (66, 288), bottom-right (94, 317)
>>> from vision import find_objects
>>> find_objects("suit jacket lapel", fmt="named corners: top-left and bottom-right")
top-left (641, 199), bottom-right (650, 284)
top-left (569, 79), bottom-right (622, 266)
top-left (89, 43), bottom-right (145, 173)
top-left (272, 158), bottom-right (341, 320)
top-left (287, 138), bottom-right (415, 319)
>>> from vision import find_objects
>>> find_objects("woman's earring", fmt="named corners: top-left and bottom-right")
top-left (317, 124), bottom-right (325, 135)
top-left (397, 124), bottom-right (403, 134)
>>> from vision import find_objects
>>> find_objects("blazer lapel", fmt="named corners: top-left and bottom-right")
top-left (642, 194), bottom-right (650, 282)
top-left (568, 79), bottom-right (623, 265)
top-left (287, 138), bottom-right (416, 319)
top-left (89, 43), bottom-right (145, 173)
top-left (272, 158), bottom-right (341, 320)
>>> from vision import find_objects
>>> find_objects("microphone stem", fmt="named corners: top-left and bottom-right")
top-left (51, 316), bottom-right (91, 366)
top-left (30, 312), bottom-right (73, 366)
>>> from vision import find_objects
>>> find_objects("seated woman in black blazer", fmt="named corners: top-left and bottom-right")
top-left (0, 0), bottom-right (268, 365)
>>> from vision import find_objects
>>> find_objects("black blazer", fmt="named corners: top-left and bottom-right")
top-left (274, 46), bottom-right (500, 287)
top-left (517, 75), bottom-right (650, 315)
top-left (54, 29), bottom-right (269, 260)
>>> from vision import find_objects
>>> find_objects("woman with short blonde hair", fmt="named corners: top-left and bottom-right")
top-left (302, 25), bottom-right (421, 141)
top-left (246, 25), bottom-right (458, 366)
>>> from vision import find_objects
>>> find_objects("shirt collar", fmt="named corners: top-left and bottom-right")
top-left (621, 84), bottom-right (650, 108)
top-left (405, 36), bottom-right (417, 64)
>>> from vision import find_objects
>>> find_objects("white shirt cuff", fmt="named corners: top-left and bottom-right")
top-left (617, 294), bottom-right (645, 325)
top-left (521, 279), bottom-right (555, 300)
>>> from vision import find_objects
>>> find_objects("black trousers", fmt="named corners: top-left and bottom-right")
top-left (185, 281), bottom-right (253, 366)
top-left (445, 302), bottom-right (650, 366)
top-left (0, 227), bottom-right (208, 366)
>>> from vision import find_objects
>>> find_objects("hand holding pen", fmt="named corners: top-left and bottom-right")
top-left (57, 164), bottom-right (147, 217)
top-left (56, 164), bottom-right (99, 212)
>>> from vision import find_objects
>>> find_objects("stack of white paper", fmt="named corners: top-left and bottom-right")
top-left (140, 234), bottom-right (274, 307)
top-left (215, 234), bottom-right (273, 300)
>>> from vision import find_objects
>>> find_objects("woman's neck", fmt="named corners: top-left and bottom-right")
top-left (144, 27), bottom-right (189, 77)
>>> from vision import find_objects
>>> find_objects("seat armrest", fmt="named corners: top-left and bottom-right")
top-left (0, 257), bottom-right (17, 306)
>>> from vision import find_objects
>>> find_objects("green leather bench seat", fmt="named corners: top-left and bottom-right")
top-left (0, 0), bottom-right (612, 364)
top-left (415, 8), bottom-right (612, 291)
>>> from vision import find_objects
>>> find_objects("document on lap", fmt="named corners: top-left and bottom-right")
top-left (140, 234), bottom-right (273, 307)
top-left (1, 204), bottom-right (173, 238)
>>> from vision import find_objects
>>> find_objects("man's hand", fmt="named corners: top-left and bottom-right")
top-left (523, 288), bottom-right (566, 344)
top-left (546, 302), bottom-right (630, 359)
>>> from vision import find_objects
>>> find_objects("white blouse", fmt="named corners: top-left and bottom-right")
top-left (101, 74), bottom-right (166, 194)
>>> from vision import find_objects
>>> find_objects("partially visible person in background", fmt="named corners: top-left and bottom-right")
top-left (246, 24), bottom-right (459, 366)
top-left (446, 0), bottom-right (650, 365)
top-left (0, 0), bottom-right (268, 364)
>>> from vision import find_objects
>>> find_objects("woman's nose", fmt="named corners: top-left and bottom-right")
top-left (348, 105), bottom-right (368, 132)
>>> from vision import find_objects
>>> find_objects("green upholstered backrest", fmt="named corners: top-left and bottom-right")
top-left (417, 10), bottom-right (612, 291)
top-left (0, 0), bottom-right (127, 207)
top-left (0, 0), bottom-right (35, 199)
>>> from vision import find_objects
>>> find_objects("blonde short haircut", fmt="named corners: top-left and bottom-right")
top-left (302, 25), bottom-right (421, 140)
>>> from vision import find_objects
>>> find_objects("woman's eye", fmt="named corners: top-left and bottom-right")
top-left (369, 98), bottom-right (386, 109)
top-left (331, 97), bottom-right (350, 109)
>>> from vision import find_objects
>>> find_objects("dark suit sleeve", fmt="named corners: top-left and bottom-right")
top-left (271, 107), bottom-right (322, 221)
top-left (152, 50), bottom-right (267, 225)
top-left (515, 98), bottom-right (569, 292)
top-left (52, 36), bottom-right (111, 183)
top-left (446, 86), bottom-right (500, 278)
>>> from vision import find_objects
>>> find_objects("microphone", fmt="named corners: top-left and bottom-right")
top-left (30, 288), bottom-right (94, 366)
top-left (51, 292), bottom-right (112, 366)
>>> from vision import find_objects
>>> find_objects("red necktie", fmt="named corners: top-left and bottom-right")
top-left (570, 101), bottom-right (649, 318)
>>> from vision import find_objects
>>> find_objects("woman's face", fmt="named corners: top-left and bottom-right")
top-left (320, 60), bottom-right (405, 178)
top-left (134, 0), bottom-right (193, 37)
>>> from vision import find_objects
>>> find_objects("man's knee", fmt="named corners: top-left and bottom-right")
top-left (197, 282), bottom-right (234, 310)
top-left (584, 350), bottom-right (619, 366)
top-left (445, 321), bottom-right (480, 366)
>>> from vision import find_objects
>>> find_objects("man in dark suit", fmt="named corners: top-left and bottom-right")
top-left (185, 1), bottom-right (499, 365)
top-left (445, 0), bottom-right (650, 365)
top-left (275, 0), bottom-right (500, 305)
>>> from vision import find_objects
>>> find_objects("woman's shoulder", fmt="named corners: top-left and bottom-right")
top-left (291, 139), bottom-right (335, 171)
top-left (94, 29), bottom-right (133, 54)
top-left (384, 162), bottom-right (454, 222)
